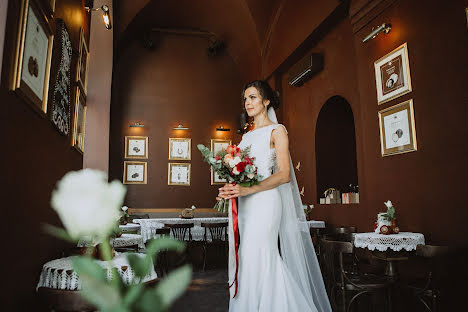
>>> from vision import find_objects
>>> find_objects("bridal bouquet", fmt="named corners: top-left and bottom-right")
top-left (197, 144), bottom-right (261, 212)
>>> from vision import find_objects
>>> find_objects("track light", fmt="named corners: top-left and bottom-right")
top-left (362, 23), bottom-right (391, 43)
top-left (85, 4), bottom-right (112, 30)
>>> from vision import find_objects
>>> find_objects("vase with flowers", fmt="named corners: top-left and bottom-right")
top-left (374, 200), bottom-right (399, 234)
top-left (45, 169), bottom-right (192, 311)
top-left (120, 206), bottom-right (129, 225)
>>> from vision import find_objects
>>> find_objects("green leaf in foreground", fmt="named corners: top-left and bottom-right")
top-left (154, 264), bottom-right (192, 310)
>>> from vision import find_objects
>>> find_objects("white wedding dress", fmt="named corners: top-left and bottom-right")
top-left (228, 121), bottom-right (331, 312)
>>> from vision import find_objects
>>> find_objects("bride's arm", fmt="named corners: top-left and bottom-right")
top-left (219, 126), bottom-right (290, 199)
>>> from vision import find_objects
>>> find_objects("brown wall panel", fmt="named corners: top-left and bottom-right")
top-left (1, 0), bottom-right (90, 310)
top-left (110, 35), bottom-right (243, 209)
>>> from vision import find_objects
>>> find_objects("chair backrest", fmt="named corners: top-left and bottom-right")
top-left (155, 227), bottom-right (171, 236)
top-left (164, 223), bottom-right (194, 241)
top-left (320, 239), bottom-right (354, 290)
top-left (416, 244), bottom-right (449, 258)
top-left (38, 287), bottom-right (96, 311)
top-left (201, 222), bottom-right (228, 241)
top-left (333, 226), bottom-right (357, 234)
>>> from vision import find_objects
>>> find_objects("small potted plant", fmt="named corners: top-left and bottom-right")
top-left (120, 205), bottom-right (129, 225)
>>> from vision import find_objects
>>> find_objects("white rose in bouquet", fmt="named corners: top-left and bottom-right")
top-left (51, 169), bottom-right (126, 240)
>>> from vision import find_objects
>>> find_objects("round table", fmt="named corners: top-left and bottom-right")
top-left (354, 232), bottom-right (425, 278)
top-left (36, 253), bottom-right (158, 290)
top-left (119, 223), bottom-right (141, 234)
top-left (78, 234), bottom-right (145, 250)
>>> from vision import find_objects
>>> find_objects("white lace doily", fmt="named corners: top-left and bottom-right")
top-left (36, 253), bottom-right (157, 290)
top-left (134, 218), bottom-right (229, 243)
top-left (119, 223), bottom-right (141, 233)
top-left (306, 220), bottom-right (325, 228)
top-left (353, 232), bottom-right (425, 252)
top-left (78, 234), bottom-right (144, 249)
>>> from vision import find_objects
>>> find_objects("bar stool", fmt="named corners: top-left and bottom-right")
top-left (201, 222), bottom-right (228, 271)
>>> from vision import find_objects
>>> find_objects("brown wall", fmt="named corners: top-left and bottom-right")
top-left (275, 0), bottom-right (468, 246)
top-left (1, 0), bottom-right (90, 310)
top-left (109, 35), bottom-right (243, 209)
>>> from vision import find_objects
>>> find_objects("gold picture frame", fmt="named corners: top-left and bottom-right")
top-left (10, 0), bottom-right (54, 114)
top-left (168, 138), bottom-right (191, 160)
top-left (125, 136), bottom-right (148, 159)
top-left (374, 42), bottom-right (412, 105)
top-left (76, 28), bottom-right (89, 94)
top-left (168, 163), bottom-right (191, 186)
top-left (123, 161), bottom-right (147, 184)
top-left (71, 87), bottom-right (87, 153)
top-left (210, 139), bottom-right (231, 185)
top-left (378, 99), bottom-right (417, 157)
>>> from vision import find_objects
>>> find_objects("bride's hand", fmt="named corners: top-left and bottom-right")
top-left (218, 184), bottom-right (251, 199)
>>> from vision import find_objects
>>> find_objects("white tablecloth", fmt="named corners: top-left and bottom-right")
top-left (353, 232), bottom-right (425, 252)
top-left (78, 234), bottom-right (145, 249)
top-left (134, 218), bottom-right (325, 242)
top-left (119, 223), bottom-right (141, 233)
top-left (36, 253), bottom-right (157, 290)
top-left (134, 218), bottom-right (229, 242)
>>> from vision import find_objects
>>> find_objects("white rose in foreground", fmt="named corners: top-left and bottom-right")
top-left (232, 167), bottom-right (240, 175)
top-left (51, 169), bottom-right (126, 240)
top-left (229, 156), bottom-right (242, 168)
top-left (247, 173), bottom-right (254, 179)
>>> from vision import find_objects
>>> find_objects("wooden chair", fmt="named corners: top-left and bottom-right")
top-left (201, 222), bottom-right (228, 271)
top-left (163, 223), bottom-right (194, 268)
top-left (404, 244), bottom-right (450, 312)
top-left (153, 227), bottom-right (171, 276)
top-left (38, 287), bottom-right (96, 312)
top-left (320, 239), bottom-right (391, 312)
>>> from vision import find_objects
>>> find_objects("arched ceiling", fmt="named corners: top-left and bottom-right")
top-left (114, 0), bottom-right (343, 81)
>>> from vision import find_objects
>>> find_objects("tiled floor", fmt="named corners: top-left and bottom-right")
top-left (171, 269), bottom-right (230, 312)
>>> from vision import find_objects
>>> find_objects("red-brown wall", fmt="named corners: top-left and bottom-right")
top-left (274, 0), bottom-right (468, 246)
top-left (109, 35), bottom-right (243, 208)
top-left (1, 0), bottom-right (90, 310)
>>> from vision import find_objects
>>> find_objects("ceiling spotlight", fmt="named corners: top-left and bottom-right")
top-left (85, 4), bottom-right (112, 30)
top-left (362, 23), bottom-right (391, 43)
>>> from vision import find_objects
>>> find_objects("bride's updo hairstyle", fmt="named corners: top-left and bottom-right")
top-left (242, 80), bottom-right (280, 110)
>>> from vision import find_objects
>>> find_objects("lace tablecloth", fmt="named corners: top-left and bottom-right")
top-left (134, 218), bottom-right (325, 242)
top-left (354, 232), bottom-right (425, 252)
top-left (36, 253), bottom-right (157, 290)
top-left (119, 223), bottom-right (141, 233)
top-left (78, 234), bottom-right (145, 249)
top-left (134, 218), bottom-right (229, 242)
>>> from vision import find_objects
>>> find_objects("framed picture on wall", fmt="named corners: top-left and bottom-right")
top-left (76, 28), bottom-right (89, 94)
top-left (10, 0), bottom-right (54, 114)
top-left (378, 99), bottom-right (417, 157)
top-left (210, 139), bottom-right (231, 185)
top-left (71, 86), bottom-right (87, 153)
top-left (123, 161), bottom-right (147, 184)
top-left (168, 138), bottom-right (191, 160)
top-left (374, 43), bottom-right (412, 105)
top-left (125, 136), bottom-right (148, 159)
top-left (168, 163), bottom-right (191, 186)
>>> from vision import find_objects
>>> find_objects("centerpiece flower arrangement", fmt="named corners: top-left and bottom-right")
top-left (120, 205), bottom-right (130, 225)
top-left (197, 144), bottom-right (261, 212)
top-left (374, 200), bottom-right (399, 235)
top-left (45, 169), bottom-right (192, 312)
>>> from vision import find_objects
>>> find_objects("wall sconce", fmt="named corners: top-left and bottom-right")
top-left (173, 124), bottom-right (189, 130)
top-left (216, 125), bottom-right (230, 131)
top-left (129, 122), bottom-right (144, 128)
top-left (362, 23), bottom-right (391, 43)
top-left (85, 4), bottom-right (112, 30)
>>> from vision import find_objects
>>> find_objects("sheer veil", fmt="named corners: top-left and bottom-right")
top-left (227, 107), bottom-right (331, 311)
top-left (267, 107), bottom-right (331, 311)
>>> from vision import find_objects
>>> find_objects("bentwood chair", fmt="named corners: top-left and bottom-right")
top-left (404, 244), bottom-right (450, 312)
top-left (153, 227), bottom-right (171, 276)
top-left (38, 287), bottom-right (96, 312)
top-left (163, 223), bottom-right (194, 268)
top-left (201, 222), bottom-right (228, 271)
top-left (320, 239), bottom-right (391, 312)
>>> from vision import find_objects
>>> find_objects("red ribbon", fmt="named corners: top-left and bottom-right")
top-left (228, 197), bottom-right (239, 298)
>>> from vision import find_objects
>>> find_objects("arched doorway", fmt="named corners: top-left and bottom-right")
top-left (315, 96), bottom-right (358, 203)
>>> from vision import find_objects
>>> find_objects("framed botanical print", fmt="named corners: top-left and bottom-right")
top-left (168, 163), bottom-right (191, 186)
top-left (378, 99), bottom-right (417, 157)
top-left (169, 138), bottom-right (191, 160)
top-left (210, 139), bottom-right (231, 185)
top-left (125, 136), bottom-right (148, 159)
top-left (71, 86), bottom-right (87, 153)
top-left (374, 43), bottom-right (412, 104)
top-left (123, 161), bottom-right (147, 184)
top-left (10, 0), bottom-right (54, 114)
top-left (76, 28), bottom-right (89, 94)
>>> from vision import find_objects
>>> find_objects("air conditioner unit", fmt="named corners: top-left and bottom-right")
top-left (288, 53), bottom-right (324, 87)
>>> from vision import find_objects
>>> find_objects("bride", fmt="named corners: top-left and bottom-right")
top-left (218, 80), bottom-right (331, 312)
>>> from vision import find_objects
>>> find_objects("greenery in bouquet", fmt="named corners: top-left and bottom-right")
top-left (45, 169), bottom-right (192, 312)
top-left (197, 144), bottom-right (261, 213)
top-left (381, 200), bottom-right (396, 221)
